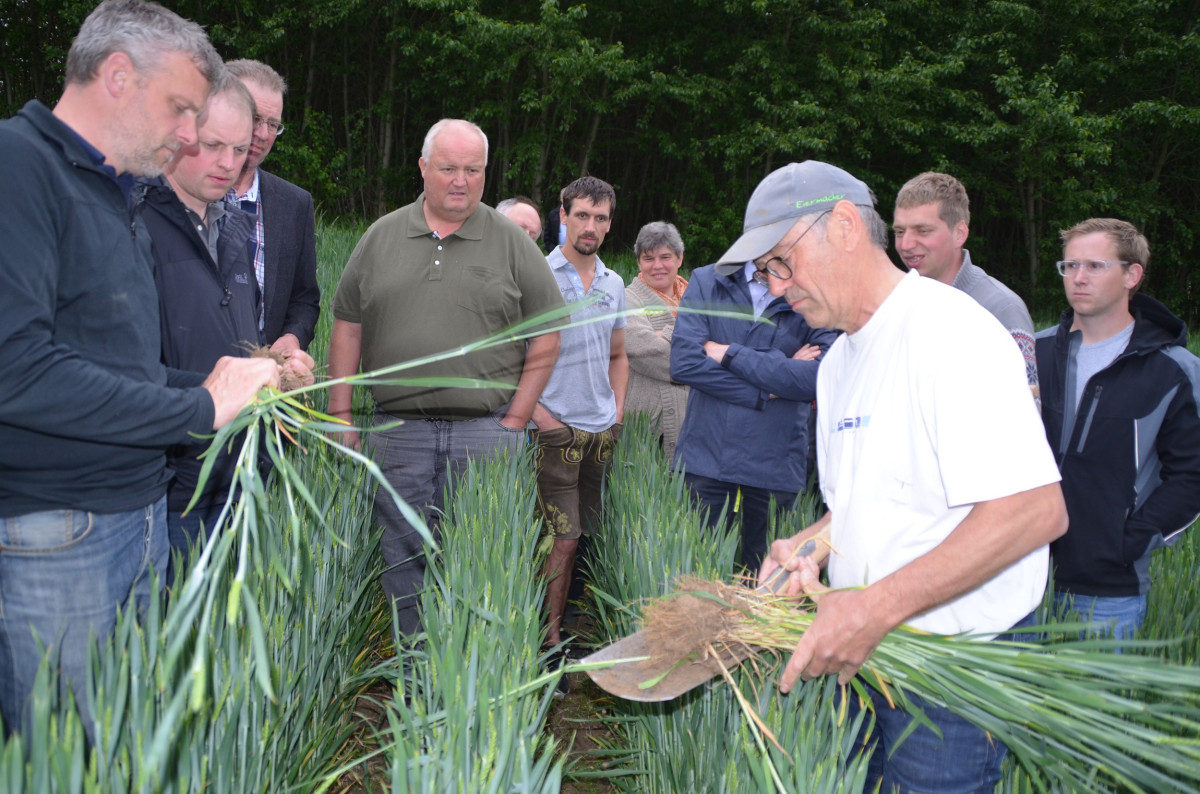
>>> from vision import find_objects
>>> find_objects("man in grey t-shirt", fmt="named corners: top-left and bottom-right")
top-left (893, 172), bottom-right (1038, 396)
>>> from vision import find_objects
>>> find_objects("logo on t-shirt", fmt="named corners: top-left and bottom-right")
top-left (830, 415), bottom-right (870, 434)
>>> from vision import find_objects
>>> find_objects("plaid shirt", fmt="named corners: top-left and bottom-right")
top-left (227, 170), bottom-right (266, 330)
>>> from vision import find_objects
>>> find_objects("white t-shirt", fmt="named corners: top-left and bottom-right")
top-left (818, 271), bottom-right (1061, 635)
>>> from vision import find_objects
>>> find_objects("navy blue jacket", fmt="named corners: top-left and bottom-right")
top-left (0, 101), bottom-right (213, 516)
top-left (670, 264), bottom-right (837, 492)
top-left (1037, 294), bottom-right (1200, 596)
top-left (140, 179), bottom-right (262, 511)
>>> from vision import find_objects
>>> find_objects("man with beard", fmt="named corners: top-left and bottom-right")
top-left (0, 0), bottom-right (278, 736)
top-left (531, 176), bottom-right (628, 693)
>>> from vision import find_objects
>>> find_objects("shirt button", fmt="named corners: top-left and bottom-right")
top-left (434, 260), bottom-right (441, 265)
top-left (437, 245), bottom-right (443, 251)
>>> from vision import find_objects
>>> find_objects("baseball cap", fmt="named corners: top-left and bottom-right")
top-left (715, 161), bottom-right (873, 274)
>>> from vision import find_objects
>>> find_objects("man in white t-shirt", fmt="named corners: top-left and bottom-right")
top-left (725, 161), bottom-right (1067, 793)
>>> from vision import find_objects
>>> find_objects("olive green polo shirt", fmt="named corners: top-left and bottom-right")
top-left (333, 195), bottom-right (563, 418)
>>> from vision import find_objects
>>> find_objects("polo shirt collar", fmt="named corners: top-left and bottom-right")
top-left (550, 248), bottom-right (611, 279)
top-left (409, 192), bottom-right (486, 241)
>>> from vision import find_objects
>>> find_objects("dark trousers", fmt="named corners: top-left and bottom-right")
top-left (683, 473), bottom-right (797, 572)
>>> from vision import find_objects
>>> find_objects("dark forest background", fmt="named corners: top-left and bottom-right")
top-left (3, 0), bottom-right (1197, 318)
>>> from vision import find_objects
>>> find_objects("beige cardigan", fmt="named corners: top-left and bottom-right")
top-left (624, 277), bottom-right (689, 462)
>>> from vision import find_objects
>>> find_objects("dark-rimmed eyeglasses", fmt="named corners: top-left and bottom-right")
top-left (753, 210), bottom-right (832, 285)
top-left (253, 115), bottom-right (286, 136)
top-left (1055, 259), bottom-right (1128, 276)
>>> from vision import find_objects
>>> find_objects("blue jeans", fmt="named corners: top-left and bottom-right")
top-left (1053, 591), bottom-right (1146, 648)
top-left (847, 684), bottom-right (1007, 794)
top-left (683, 473), bottom-right (797, 572)
top-left (844, 610), bottom-right (1035, 793)
top-left (372, 407), bottom-right (525, 638)
top-left (0, 498), bottom-right (168, 737)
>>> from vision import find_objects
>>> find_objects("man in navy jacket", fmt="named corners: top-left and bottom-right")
top-left (142, 75), bottom-right (312, 555)
top-left (670, 259), bottom-right (836, 571)
top-left (1037, 217), bottom-right (1200, 639)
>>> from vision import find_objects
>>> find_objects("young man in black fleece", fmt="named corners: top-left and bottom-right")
top-left (1037, 217), bottom-right (1200, 640)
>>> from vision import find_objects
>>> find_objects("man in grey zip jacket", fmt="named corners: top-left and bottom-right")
top-left (1037, 217), bottom-right (1200, 639)
top-left (894, 172), bottom-right (1038, 396)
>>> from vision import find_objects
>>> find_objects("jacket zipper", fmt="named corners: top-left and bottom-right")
top-left (1075, 384), bottom-right (1103, 454)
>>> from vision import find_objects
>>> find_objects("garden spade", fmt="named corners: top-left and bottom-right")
top-left (582, 526), bottom-right (831, 701)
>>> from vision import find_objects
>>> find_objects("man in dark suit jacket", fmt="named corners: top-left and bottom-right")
top-left (225, 59), bottom-right (320, 355)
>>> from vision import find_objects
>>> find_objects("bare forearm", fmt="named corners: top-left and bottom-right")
top-left (506, 331), bottom-right (560, 427)
top-left (326, 319), bottom-right (363, 419)
top-left (866, 482), bottom-right (1068, 631)
top-left (776, 483), bottom-right (1067, 689)
top-left (609, 329), bottom-right (629, 420)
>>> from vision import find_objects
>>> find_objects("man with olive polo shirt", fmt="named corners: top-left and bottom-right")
top-left (328, 118), bottom-right (562, 639)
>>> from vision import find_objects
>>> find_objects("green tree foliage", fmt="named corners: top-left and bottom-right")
top-left (2, 0), bottom-right (1196, 318)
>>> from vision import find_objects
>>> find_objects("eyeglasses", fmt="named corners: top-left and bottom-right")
top-left (253, 115), bottom-right (286, 136)
top-left (1055, 259), bottom-right (1128, 276)
top-left (753, 210), bottom-right (831, 285)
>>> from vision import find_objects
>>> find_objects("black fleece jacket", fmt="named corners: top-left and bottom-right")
top-left (1037, 293), bottom-right (1200, 596)
top-left (0, 101), bottom-right (213, 516)
top-left (139, 178), bottom-right (262, 512)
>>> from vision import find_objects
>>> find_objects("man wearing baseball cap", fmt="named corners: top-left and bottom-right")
top-left (752, 161), bottom-right (1068, 791)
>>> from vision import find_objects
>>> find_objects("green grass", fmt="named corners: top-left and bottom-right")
top-left (4, 217), bottom-right (1197, 793)
top-left (581, 414), bottom-right (871, 793)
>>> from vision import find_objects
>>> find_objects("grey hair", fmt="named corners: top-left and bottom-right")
top-left (209, 71), bottom-right (257, 129)
top-left (496, 195), bottom-right (539, 215)
top-left (225, 59), bottom-right (287, 96)
top-left (804, 203), bottom-right (889, 251)
top-left (634, 221), bottom-right (684, 258)
top-left (421, 119), bottom-right (489, 165)
top-left (65, 0), bottom-right (223, 88)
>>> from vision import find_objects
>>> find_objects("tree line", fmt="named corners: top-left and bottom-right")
top-left (3, 0), bottom-right (1197, 318)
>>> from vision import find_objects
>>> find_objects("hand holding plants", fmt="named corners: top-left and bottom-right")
top-left (280, 348), bottom-right (316, 389)
top-left (780, 583), bottom-right (893, 690)
top-left (202, 356), bottom-right (279, 427)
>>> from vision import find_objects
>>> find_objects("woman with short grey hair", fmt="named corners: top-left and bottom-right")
top-left (624, 221), bottom-right (690, 461)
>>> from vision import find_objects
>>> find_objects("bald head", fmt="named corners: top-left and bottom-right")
top-left (418, 119), bottom-right (488, 227)
top-left (497, 196), bottom-right (542, 241)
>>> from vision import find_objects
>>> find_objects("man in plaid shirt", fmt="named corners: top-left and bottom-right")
top-left (225, 60), bottom-right (320, 356)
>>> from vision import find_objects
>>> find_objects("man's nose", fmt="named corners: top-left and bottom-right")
top-left (176, 115), bottom-right (198, 147)
top-left (767, 271), bottom-right (788, 297)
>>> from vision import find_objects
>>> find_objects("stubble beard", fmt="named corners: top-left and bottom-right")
top-left (572, 237), bottom-right (600, 257)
